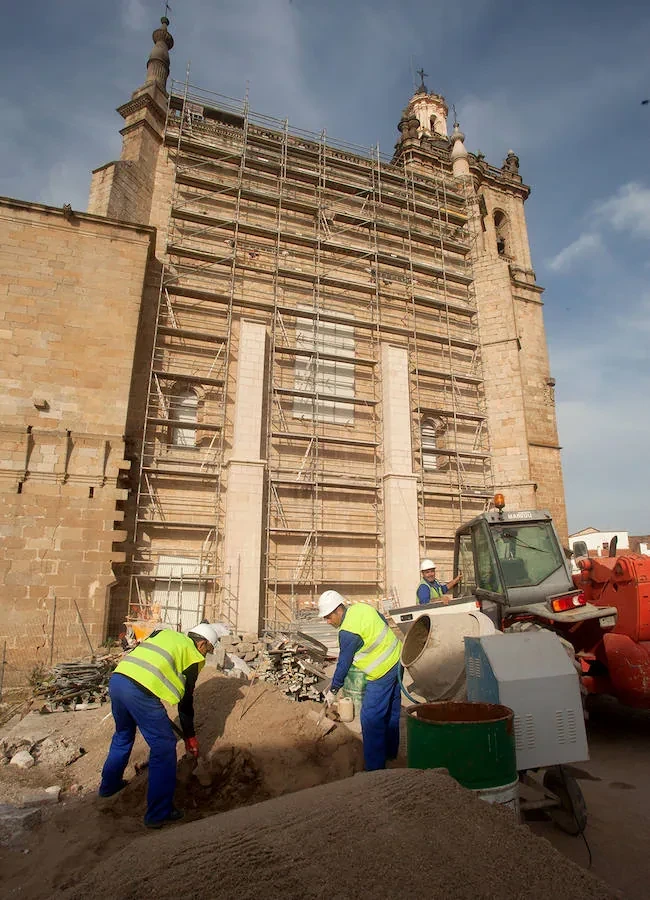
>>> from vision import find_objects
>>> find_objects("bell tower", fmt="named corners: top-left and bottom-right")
top-left (87, 16), bottom-right (174, 225)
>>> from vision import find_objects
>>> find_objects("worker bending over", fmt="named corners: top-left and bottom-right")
top-left (319, 591), bottom-right (401, 771)
top-left (99, 622), bottom-right (218, 829)
top-left (417, 558), bottom-right (462, 605)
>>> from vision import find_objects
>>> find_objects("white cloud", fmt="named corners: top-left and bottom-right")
top-left (594, 182), bottom-right (650, 240)
top-left (121, 0), bottom-right (148, 33)
top-left (546, 232), bottom-right (603, 273)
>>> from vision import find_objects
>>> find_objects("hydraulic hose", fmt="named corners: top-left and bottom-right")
top-left (398, 663), bottom-right (421, 705)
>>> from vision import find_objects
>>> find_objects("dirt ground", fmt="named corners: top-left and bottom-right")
top-left (530, 697), bottom-right (650, 900)
top-left (1, 671), bottom-right (648, 899)
top-left (0, 669), bottom-right (364, 900)
top-left (60, 769), bottom-right (614, 900)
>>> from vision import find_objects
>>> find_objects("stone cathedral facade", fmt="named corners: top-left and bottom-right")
top-left (0, 18), bottom-right (566, 676)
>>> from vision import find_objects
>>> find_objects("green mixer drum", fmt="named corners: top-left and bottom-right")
top-left (406, 701), bottom-right (517, 790)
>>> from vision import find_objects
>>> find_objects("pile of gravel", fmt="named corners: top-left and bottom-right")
top-left (62, 768), bottom-right (615, 900)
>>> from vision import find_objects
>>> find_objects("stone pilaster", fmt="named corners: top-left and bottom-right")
top-left (223, 321), bottom-right (268, 634)
top-left (381, 343), bottom-right (420, 607)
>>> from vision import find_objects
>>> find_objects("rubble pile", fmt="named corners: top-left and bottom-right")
top-left (254, 633), bottom-right (330, 701)
top-left (31, 659), bottom-right (117, 713)
top-left (0, 723), bottom-right (85, 771)
top-left (219, 632), bottom-right (268, 664)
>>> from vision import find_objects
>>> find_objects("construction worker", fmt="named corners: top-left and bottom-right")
top-left (319, 590), bottom-right (401, 771)
top-left (417, 558), bottom-right (462, 604)
top-left (98, 622), bottom-right (218, 829)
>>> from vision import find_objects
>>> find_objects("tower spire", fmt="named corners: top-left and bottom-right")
top-left (145, 16), bottom-right (174, 91)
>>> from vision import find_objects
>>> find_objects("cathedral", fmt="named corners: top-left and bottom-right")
top-left (0, 17), bottom-right (566, 679)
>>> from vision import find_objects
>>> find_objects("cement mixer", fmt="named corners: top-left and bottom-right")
top-left (400, 611), bottom-right (590, 835)
top-left (399, 609), bottom-right (495, 702)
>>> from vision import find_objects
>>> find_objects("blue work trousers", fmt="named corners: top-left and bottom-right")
top-left (99, 673), bottom-right (178, 825)
top-left (360, 663), bottom-right (401, 771)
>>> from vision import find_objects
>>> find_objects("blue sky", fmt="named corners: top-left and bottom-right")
top-left (1, 0), bottom-right (649, 533)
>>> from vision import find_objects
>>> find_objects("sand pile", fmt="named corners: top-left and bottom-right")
top-left (0, 670), bottom-right (364, 899)
top-left (60, 769), bottom-right (615, 900)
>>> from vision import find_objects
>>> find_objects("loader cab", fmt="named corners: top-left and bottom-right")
top-left (453, 502), bottom-right (574, 619)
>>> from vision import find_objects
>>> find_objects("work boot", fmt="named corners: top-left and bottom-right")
top-left (144, 808), bottom-right (185, 829)
top-left (98, 779), bottom-right (129, 798)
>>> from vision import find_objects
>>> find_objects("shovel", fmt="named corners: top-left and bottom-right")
top-left (169, 718), bottom-right (213, 787)
top-left (136, 717), bottom-right (213, 787)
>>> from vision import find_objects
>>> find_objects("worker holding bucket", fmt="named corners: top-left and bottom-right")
top-left (319, 590), bottom-right (401, 771)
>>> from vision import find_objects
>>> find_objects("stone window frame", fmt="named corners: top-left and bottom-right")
top-left (421, 416), bottom-right (448, 472)
top-left (169, 385), bottom-right (199, 447)
top-left (293, 307), bottom-right (355, 426)
top-left (493, 208), bottom-right (511, 258)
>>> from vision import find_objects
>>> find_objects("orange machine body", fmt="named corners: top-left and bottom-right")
top-left (579, 555), bottom-right (650, 707)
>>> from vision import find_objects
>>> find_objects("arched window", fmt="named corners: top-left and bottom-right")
top-left (170, 388), bottom-right (198, 447)
top-left (421, 417), bottom-right (445, 471)
top-left (493, 210), bottom-right (509, 257)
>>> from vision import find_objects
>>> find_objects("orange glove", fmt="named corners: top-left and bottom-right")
top-left (184, 737), bottom-right (199, 758)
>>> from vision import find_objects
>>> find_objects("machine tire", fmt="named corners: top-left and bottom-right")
top-left (543, 766), bottom-right (587, 835)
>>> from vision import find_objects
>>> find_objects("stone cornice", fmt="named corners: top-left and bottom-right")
top-left (470, 158), bottom-right (530, 200)
top-left (119, 117), bottom-right (165, 143)
top-left (0, 195), bottom-right (156, 241)
top-left (117, 91), bottom-right (167, 124)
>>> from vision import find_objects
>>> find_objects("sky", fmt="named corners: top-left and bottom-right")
top-left (1, 0), bottom-right (649, 533)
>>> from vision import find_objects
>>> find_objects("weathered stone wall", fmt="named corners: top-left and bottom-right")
top-left (473, 182), bottom-right (567, 536)
top-left (0, 199), bottom-right (154, 676)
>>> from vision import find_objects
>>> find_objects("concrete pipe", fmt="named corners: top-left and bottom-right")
top-left (400, 611), bottom-right (496, 702)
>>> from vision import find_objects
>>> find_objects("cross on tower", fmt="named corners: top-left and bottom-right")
top-left (416, 68), bottom-right (428, 90)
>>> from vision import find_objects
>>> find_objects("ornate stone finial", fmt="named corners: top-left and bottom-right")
top-left (407, 114), bottom-right (420, 140)
top-left (502, 149), bottom-right (520, 175)
top-left (415, 68), bottom-right (428, 95)
top-left (451, 121), bottom-right (466, 145)
top-left (146, 16), bottom-right (175, 90)
top-left (450, 121), bottom-right (470, 177)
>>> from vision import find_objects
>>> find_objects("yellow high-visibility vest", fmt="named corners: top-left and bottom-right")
top-left (418, 578), bottom-right (444, 600)
top-left (339, 604), bottom-right (400, 681)
top-left (115, 630), bottom-right (205, 705)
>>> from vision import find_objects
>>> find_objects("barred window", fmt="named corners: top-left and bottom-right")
top-left (293, 312), bottom-right (355, 425)
top-left (170, 388), bottom-right (198, 446)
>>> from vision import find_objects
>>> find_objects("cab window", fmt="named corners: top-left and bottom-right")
top-left (491, 523), bottom-right (564, 587)
top-left (472, 521), bottom-right (505, 594)
top-left (457, 533), bottom-right (477, 596)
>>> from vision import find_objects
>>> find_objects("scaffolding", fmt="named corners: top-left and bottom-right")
top-left (127, 79), bottom-right (493, 629)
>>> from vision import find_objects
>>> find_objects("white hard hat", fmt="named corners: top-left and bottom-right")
top-left (187, 622), bottom-right (219, 648)
top-left (420, 558), bottom-right (436, 571)
top-left (318, 590), bottom-right (346, 618)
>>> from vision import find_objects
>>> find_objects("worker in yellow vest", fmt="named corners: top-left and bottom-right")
top-left (319, 590), bottom-right (401, 770)
top-left (99, 623), bottom-right (218, 828)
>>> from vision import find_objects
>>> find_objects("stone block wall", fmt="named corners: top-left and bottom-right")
top-left (0, 198), bottom-right (154, 677)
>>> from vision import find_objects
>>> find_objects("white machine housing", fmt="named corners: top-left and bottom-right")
top-left (464, 631), bottom-right (588, 771)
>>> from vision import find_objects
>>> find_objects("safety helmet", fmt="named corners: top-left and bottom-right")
top-left (187, 622), bottom-right (219, 648)
top-left (318, 590), bottom-right (346, 618)
top-left (420, 558), bottom-right (436, 572)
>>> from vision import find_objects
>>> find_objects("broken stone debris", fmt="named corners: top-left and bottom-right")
top-left (254, 633), bottom-right (330, 701)
top-left (18, 786), bottom-right (61, 807)
top-left (1, 712), bottom-right (85, 769)
top-left (0, 805), bottom-right (42, 847)
top-left (220, 631), bottom-right (331, 700)
top-left (10, 750), bottom-right (35, 769)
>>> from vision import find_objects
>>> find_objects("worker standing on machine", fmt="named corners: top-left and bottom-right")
top-left (319, 590), bottom-right (401, 771)
top-left (417, 559), bottom-right (462, 604)
top-left (99, 622), bottom-right (219, 829)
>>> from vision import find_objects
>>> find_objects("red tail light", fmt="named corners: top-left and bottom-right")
top-left (551, 592), bottom-right (586, 613)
